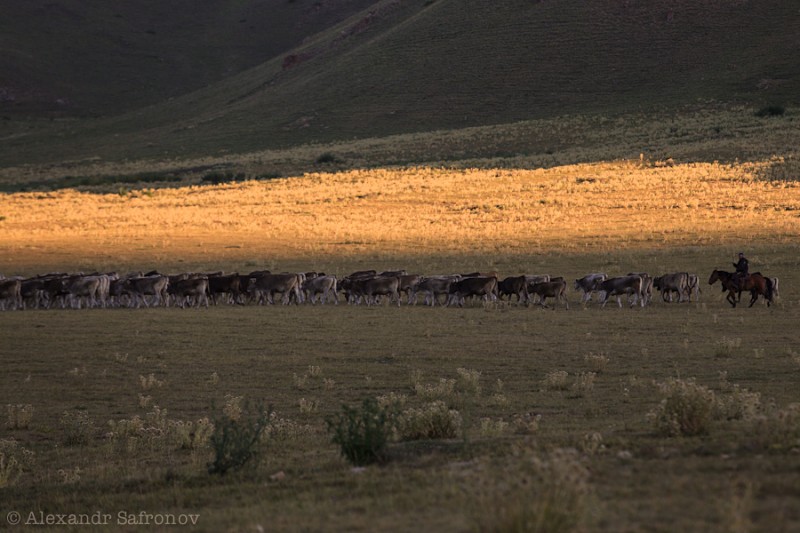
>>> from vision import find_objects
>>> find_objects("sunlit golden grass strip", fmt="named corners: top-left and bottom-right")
top-left (1, 159), bottom-right (799, 274)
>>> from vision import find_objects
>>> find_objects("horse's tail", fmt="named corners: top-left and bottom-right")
top-left (765, 276), bottom-right (774, 303)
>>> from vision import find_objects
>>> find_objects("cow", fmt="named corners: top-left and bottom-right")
top-left (769, 277), bottom-right (780, 301)
top-left (529, 279), bottom-right (569, 309)
top-left (248, 273), bottom-right (302, 305)
top-left (64, 276), bottom-right (102, 309)
top-left (347, 270), bottom-right (377, 279)
top-left (397, 274), bottom-right (423, 304)
top-left (412, 276), bottom-right (458, 306)
top-left (627, 273), bottom-right (652, 306)
top-left (686, 274), bottom-right (701, 301)
top-left (597, 275), bottom-right (645, 308)
top-left (447, 276), bottom-right (498, 307)
top-left (20, 278), bottom-right (47, 309)
top-left (379, 270), bottom-right (407, 277)
top-left (302, 275), bottom-right (339, 305)
top-left (169, 277), bottom-right (209, 308)
top-left (574, 273), bottom-right (607, 303)
top-left (124, 275), bottom-right (170, 308)
top-left (338, 271), bottom-right (381, 303)
top-left (653, 272), bottom-right (689, 303)
top-left (0, 279), bottom-right (23, 310)
top-left (41, 275), bottom-right (71, 309)
top-left (498, 275), bottom-right (530, 304)
top-left (208, 274), bottom-right (244, 305)
top-left (348, 276), bottom-right (401, 307)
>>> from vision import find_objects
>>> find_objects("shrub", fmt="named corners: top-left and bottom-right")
top-left (60, 410), bottom-right (95, 446)
top-left (168, 418), bottom-right (215, 450)
top-left (541, 370), bottom-right (569, 391)
top-left (6, 404), bottom-right (34, 429)
top-left (414, 378), bottom-right (456, 402)
top-left (455, 367), bottom-right (482, 396)
top-left (755, 105), bottom-right (785, 117)
top-left (0, 439), bottom-right (34, 488)
top-left (648, 378), bottom-right (716, 436)
top-left (479, 417), bottom-right (509, 438)
top-left (326, 398), bottom-right (391, 466)
top-left (469, 448), bottom-right (591, 533)
top-left (715, 384), bottom-right (761, 421)
top-left (208, 401), bottom-right (271, 475)
top-left (512, 412), bottom-right (542, 435)
top-left (714, 337), bottom-right (741, 358)
top-left (569, 372), bottom-right (596, 397)
top-left (315, 152), bottom-right (342, 165)
top-left (201, 171), bottom-right (246, 185)
top-left (395, 401), bottom-right (462, 441)
top-left (584, 352), bottom-right (609, 373)
top-left (748, 402), bottom-right (800, 452)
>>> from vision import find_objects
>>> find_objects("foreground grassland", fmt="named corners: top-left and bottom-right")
top-left (1, 153), bottom-right (800, 531)
top-left (1, 283), bottom-right (799, 532)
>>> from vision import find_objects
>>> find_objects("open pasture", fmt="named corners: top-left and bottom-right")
top-left (2, 159), bottom-right (800, 532)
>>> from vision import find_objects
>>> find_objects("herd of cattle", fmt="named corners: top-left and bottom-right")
top-left (0, 268), bottom-right (780, 311)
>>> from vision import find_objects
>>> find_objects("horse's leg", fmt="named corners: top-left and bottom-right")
top-left (727, 290), bottom-right (737, 307)
top-left (749, 290), bottom-right (758, 308)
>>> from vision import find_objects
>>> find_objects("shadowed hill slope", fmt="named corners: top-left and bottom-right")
top-left (2, 0), bottom-right (798, 167)
top-left (0, 0), bottom-right (377, 117)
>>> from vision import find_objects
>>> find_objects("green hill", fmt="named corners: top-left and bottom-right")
top-left (0, 0), bottom-right (377, 116)
top-left (1, 0), bottom-right (798, 168)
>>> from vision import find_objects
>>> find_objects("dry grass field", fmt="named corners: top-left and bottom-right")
top-left (2, 157), bottom-right (799, 275)
top-left (1, 152), bottom-right (800, 532)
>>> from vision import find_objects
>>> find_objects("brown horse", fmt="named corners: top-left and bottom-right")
top-left (708, 270), bottom-right (773, 307)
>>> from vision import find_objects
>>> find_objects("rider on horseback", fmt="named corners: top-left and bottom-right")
top-left (733, 252), bottom-right (749, 290)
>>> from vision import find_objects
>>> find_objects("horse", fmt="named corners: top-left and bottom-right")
top-left (708, 270), bottom-right (773, 307)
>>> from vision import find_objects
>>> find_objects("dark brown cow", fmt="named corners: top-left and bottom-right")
top-left (208, 274), bottom-right (243, 305)
top-left (530, 279), bottom-right (569, 310)
top-left (597, 276), bottom-right (645, 308)
top-left (447, 276), bottom-right (498, 307)
top-left (349, 276), bottom-right (401, 307)
top-left (0, 279), bottom-right (23, 310)
top-left (169, 277), bottom-right (209, 308)
top-left (498, 275), bottom-right (529, 304)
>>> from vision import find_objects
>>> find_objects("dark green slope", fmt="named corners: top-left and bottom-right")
top-left (0, 0), bottom-right (377, 117)
top-left (2, 0), bottom-right (798, 166)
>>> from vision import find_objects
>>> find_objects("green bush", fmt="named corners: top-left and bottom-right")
top-left (326, 398), bottom-right (391, 466)
top-left (201, 171), bottom-right (246, 185)
top-left (207, 401), bottom-right (271, 475)
top-left (60, 410), bottom-right (95, 446)
top-left (315, 152), bottom-right (342, 165)
top-left (755, 105), bottom-right (785, 117)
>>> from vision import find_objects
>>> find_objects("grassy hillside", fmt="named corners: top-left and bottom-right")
top-left (0, 0), bottom-right (377, 117)
top-left (2, 0), bottom-right (798, 168)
